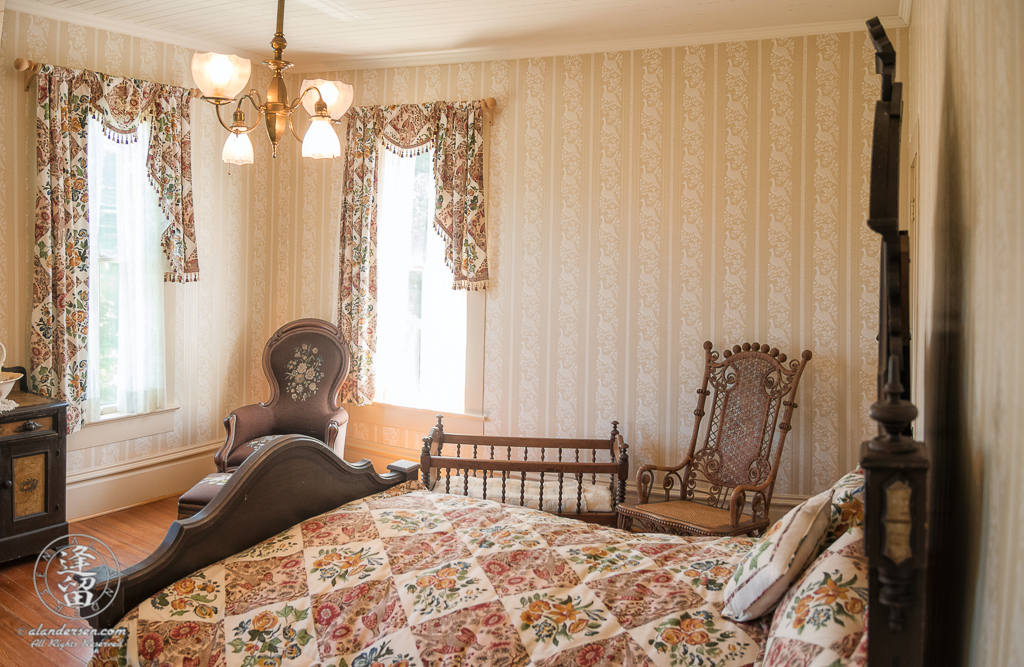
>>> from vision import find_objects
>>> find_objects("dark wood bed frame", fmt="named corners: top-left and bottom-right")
top-left (83, 18), bottom-right (930, 667)
top-left (419, 415), bottom-right (629, 526)
top-left (85, 437), bottom-right (420, 631)
top-left (859, 17), bottom-right (929, 667)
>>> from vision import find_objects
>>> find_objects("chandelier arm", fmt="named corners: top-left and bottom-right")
top-left (289, 85), bottom-right (325, 112)
top-left (247, 88), bottom-right (266, 111)
top-left (288, 111), bottom-right (305, 143)
top-left (234, 95), bottom-right (265, 134)
top-left (214, 104), bottom-right (237, 134)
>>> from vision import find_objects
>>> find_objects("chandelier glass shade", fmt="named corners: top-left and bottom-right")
top-left (221, 132), bottom-right (255, 165)
top-left (300, 79), bottom-right (354, 120)
top-left (190, 0), bottom-right (351, 164)
top-left (301, 115), bottom-right (342, 159)
top-left (190, 53), bottom-right (251, 102)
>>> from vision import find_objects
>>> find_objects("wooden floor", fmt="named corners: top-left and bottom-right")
top-left (0, 497), bottom-right (179, 667)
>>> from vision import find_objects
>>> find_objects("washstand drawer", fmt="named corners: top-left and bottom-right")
top-left (0, 416), bottom-right (54, 437)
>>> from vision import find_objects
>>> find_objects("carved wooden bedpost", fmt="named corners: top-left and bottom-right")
top-left (861, 18), bottom-right (929, 667)
top-left (612, 421), bottom-right (628, 508)
top-left (420, 414), bottom-right (445, 488)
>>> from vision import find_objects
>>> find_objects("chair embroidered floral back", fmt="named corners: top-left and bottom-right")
top-left (263, 320), bottom-right (351, 437)
top-left (680, 342), bottom-right (811, 516)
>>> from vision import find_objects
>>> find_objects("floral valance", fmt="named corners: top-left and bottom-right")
top-left (354, 100), bottom-right (489, 290)
top-left (376, 104), bottom-right (435, 157)
top-left (38, 64), bottom-right (199, 283)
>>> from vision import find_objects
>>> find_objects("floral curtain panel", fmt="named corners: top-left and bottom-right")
top-left (336, 99), bottom-right (488, 405)
top-left (338, 107), bottom-right (381, 406)
top-left (430, 102), bottom-right (488, 292)
top-left (32, 64), bottom-right (196, 432)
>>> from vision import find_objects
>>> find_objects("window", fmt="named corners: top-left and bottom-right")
top-left (85, 117), bottom-right (167, 420)
top-left (375, 148), bottom-right (469, 413)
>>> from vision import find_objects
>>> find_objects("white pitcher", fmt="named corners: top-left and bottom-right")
top-left (0, 341), bottom-right (6, 369)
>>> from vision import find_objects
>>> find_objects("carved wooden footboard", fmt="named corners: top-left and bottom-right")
top-left (85, 436), bottom-right (419, 631)
top-left (420, 416), bottom-right (629, 526)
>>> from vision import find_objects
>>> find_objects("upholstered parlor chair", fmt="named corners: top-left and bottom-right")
top-left (616, 341), bottom-right (812, 537)
top-left (177, 318), bottom-right (352, 518)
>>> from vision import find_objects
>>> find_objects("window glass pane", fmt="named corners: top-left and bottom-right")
top-left (93, 127), bottom-right (121, 409)
top-left (97, 154), bottom-right (119, 258)
top-left (376, 147), bottom-right (466, 412)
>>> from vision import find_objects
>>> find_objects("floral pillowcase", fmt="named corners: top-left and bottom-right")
top-left (824, 467), bottom-right (866, 545)
top-left (721, 488), bottom-right (834, 622)
top-left (761, 525), bottom-right (869, 666)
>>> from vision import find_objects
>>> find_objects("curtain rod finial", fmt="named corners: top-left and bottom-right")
top-left (14, 58), bottom-right (42, 92)
top-left (482, 97), bottom-right (498, 125)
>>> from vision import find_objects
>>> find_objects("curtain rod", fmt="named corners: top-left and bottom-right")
top-left (14, 58), bottom-right (204, 96)
top-left (14, 59), bottom-right (499, 122)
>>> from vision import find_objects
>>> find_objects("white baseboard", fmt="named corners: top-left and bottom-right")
top-left (66, 441), bottom-right (220, 520)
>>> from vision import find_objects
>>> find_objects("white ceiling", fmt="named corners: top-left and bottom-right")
top-left (9, 0), bottom-right (906, 71)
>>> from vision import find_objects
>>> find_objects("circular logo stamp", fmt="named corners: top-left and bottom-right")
top-left (33, 534), bottom-right (122, 620)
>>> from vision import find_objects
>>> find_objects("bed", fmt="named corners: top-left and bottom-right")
top-left (84, 18), bottom-right (928, 667)
top-left (88, 457), bottom-right (870, 667)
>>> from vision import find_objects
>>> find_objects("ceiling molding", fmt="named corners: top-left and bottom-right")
top-left (899, 0), bottom-right (914, 25)
top-left (5, 0), bottom-right (264, 62)
top-left (291, 14), bottom-right (908, 74)
top-left (6, 0), bottom-right (906, 75)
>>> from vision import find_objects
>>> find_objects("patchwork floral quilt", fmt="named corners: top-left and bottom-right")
top-left (91, 485), bottom-right (795, 667)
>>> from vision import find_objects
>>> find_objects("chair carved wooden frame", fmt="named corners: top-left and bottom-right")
top-left (617, 341), bottom-right (811, 537)
top-left (213, 318), bottom-right (352, 472)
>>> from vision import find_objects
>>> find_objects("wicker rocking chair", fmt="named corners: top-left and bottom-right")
top-left (617, 341), bottom-right (811, 537)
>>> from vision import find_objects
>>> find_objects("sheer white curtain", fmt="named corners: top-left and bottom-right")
top-left (375, 147), bottom-right (466, 412)
top-left (86, 116), bottom-right (166, 420)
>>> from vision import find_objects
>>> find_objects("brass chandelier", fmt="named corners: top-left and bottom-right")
top-left (190, 0), bottom-right (353, 165)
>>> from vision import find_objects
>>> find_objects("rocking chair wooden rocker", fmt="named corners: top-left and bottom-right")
top-left (617, 341), bottom-right (811, 537)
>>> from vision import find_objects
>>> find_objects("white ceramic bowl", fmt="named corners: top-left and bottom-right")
top-left (0, 371), bottom-right (23, 401)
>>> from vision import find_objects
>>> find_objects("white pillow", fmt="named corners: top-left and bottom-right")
top-left (721, 487), bottom-right (833, 621)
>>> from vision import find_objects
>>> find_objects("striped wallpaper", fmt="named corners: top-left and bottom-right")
top-left (307, 27), bottom-right (909, 496)
top-left (0, 6), bottom-right (909, 500)
top-left (0, 9), bottom-right (329, 474)
top-left (909, 0), bottom-right (1024, 661)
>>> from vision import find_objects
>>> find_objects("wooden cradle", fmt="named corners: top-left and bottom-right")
top-left (419, 415), bottom-right (629, 526)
